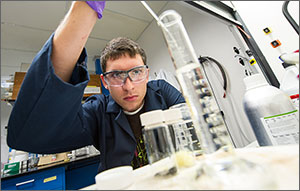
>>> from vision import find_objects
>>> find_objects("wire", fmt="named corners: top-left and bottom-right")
top-left (199, 56), bottom-right (227, 98)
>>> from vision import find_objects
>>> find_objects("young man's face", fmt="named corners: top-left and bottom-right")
top-left (100, 54), bottom-right (149, 112)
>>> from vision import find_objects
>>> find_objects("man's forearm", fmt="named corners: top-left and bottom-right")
top-left (51, 1), bottom-right (98, 82)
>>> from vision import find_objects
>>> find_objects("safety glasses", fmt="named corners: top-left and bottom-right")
top-left (103, 65), bottom-right (149, 87)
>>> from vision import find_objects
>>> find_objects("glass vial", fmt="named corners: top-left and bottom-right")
top-left (140, 110), bottom-right (178, 176)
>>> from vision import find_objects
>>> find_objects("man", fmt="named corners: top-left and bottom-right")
top-left (7, 1), bottom-right (185, 172)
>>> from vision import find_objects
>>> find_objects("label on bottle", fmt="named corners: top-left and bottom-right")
top-left (261, 110), bottom-right (299, 145)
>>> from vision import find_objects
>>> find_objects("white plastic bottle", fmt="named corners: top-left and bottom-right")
top-left (243, 73), bottom-right (299, 146)
top-left (279, 64), bottom-right (299, 110)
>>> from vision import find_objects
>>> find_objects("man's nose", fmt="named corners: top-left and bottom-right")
top-left (122, 76), bottom-right (134, 90)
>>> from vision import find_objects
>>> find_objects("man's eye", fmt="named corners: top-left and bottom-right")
top-left (132, 69), bottom-right (142, 75)
top-left (112, 72), bottom-right (123, 78)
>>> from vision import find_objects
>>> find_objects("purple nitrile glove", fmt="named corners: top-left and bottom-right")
top-left (86, 1), bottom-right (106, 19)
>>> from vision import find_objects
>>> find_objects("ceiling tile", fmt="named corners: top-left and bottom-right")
top-left (105, 1), bottom-right (168, 22)
top-left (1, 1), bottom-right (68, 31)
top-left (90, 10), bottom-right (149, 41)
top-left (85, 38), bottom-right (109, 58)
top-left (1, 24), bottom-right (52, 52)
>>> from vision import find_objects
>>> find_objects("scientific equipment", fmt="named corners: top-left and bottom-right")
top-left (158, 9), bottom-right (233, 154)
top-left (243, 73), bottom-right (299, 146)
top-left (192, 154), bottom-right (277, 189)
top-left (279, 62), bottom-right (299, 110)
top-left (233, 47), bottom-right (259, 76)
top-left (170, 103), bottom-right (203, 155)
top-left (163, 108), bottom-right (195, 167)
top-left (140, 110), bottom-right (177, 176)
top-left (140, 3), bottom-right (278, 188)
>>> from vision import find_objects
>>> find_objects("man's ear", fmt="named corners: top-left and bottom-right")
top-left (100, 74), bottom-right (109, 89)
top-left (146, 68), bottom-right (150, 82)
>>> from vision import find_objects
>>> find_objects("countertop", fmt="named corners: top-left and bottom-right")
top-left (1, 153), bottom-right (100, 179)
top-left (82, 144), bottom-right (299, 190)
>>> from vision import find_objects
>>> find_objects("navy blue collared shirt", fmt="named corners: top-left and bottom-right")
top-left (7, 33), bottom-right (185, 172)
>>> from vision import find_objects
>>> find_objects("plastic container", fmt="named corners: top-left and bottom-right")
top-left (163, 108), bottom-right (195, 167)
top-left (243, 73), bottom-right (299, 146)
top-left (95, 166), bottom-right (133, 190)
top-left (279, 65), bottom-right (299, 110)
top-left (140, 110), bottom-right (177, 176)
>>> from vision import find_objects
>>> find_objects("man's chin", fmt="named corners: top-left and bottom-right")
top-left (124, 107), bottom-right (138, 112)
top-left (123, 103), bottom-right (142, 113)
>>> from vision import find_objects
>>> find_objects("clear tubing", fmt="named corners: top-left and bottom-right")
top-left (159, 10), bottom-right (232, 154)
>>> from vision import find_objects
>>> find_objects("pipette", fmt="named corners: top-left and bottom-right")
top-left (140, 1), bottom-right (163, 26)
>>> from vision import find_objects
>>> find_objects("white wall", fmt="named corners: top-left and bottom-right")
top-left (232, 1), bottom-right (299, 83)
top-left (137, 1), bottom-right (257, 147)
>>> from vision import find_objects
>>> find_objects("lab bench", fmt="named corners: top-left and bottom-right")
top-left (1, 153), bottom-right (100, 190)
top-left (82, 144), bottom-right (299, 190)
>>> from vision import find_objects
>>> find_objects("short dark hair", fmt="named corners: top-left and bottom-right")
top-left (100, 37), bottom-right (147, 73)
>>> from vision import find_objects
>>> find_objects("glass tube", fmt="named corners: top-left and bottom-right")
top-left (158, 10), bottom-right (232, 154)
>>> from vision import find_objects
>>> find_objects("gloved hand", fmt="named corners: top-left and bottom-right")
top-left (86, 1), bottom-right (106, 19)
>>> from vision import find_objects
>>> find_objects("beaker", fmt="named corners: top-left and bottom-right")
top-left (158, 10), bottom-right (233, 154)
top-left (170, 103), bottom-right (203, 156)
top-left (163, 108), bottom-right (196, 167)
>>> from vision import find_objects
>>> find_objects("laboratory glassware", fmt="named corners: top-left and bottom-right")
top-left (163, 108), bottom-right (195, 167)
top-left (138, 4), bottom-right (278, 188)
top-left (170, 103), bottom-right (203, 155)
top-left (158, 10), bottom-right (233, 154)
top-left (140, 110), bottom-right (178, 176)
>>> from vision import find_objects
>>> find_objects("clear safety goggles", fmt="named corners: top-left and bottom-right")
top-left (103, 65), bottom-right (149, 87)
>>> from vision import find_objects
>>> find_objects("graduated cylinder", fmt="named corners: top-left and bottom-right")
top-left (158, 10), bottom-right (232, 154)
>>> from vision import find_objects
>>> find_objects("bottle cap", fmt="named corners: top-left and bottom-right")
top-left (163, 108), bottom-right (182, 122)
top-left (170, 103), bottom-right (192, 120)
top-left (140, 110), bottom-right (164, 126)
top-left (243, 73), bottom-right (269, 90)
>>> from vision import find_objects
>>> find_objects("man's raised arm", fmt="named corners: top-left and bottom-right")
top-left (51, 1), bottom-right (105, 82)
